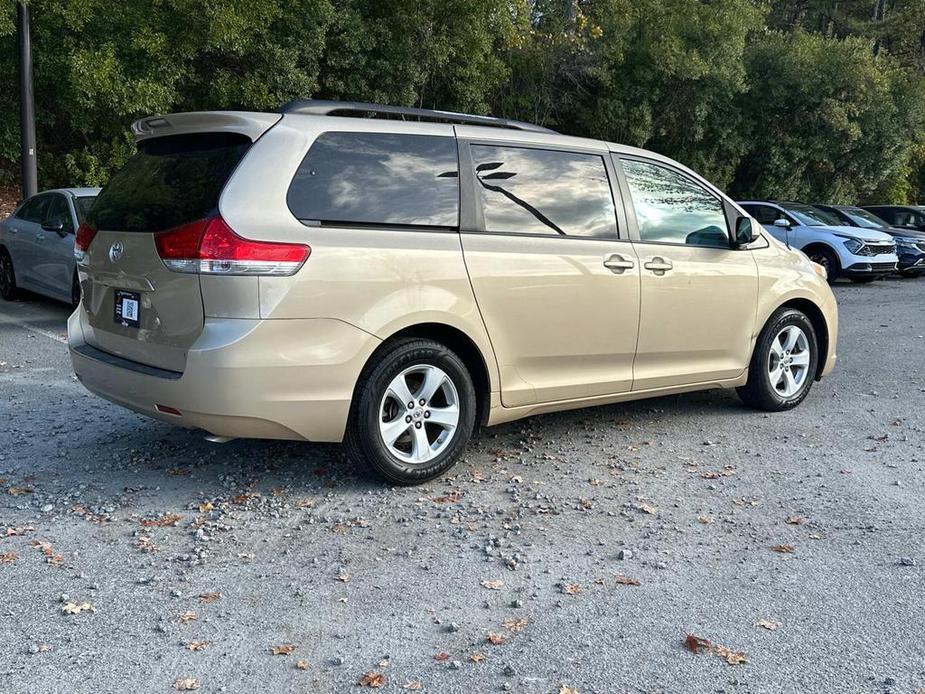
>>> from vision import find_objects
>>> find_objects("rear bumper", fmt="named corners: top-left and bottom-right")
top-left (68, 309), bottom-right (380, 442)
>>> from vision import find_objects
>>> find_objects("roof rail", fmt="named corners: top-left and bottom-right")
top-left (278, 99), bottom-right (556, 134)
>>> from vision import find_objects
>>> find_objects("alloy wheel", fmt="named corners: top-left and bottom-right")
top-left (768, 325), bottom-right (810, 397)
top-left (378, 364), bottom-right (460, 464)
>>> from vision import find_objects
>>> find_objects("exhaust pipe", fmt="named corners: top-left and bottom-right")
top-left (204, 434), bottom-right (236, 444)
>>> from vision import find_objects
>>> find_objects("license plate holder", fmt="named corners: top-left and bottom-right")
top-left (114, 290), bottom-right (141, 328)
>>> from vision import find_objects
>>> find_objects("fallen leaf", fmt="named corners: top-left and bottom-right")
top-left (784, 516), bottom-right (804, 525)
top-left (636, 502), bottom-right (657, 515)
top-left (232, 492), bottom-right (261, 504)
top-left (404, 682), bottom-right (423, 690)
top-left (756, 619), bottom-right (780, 631)
top-left (358, 671), bottom-right (387, 688)
top-left (559, 687), bottom-right (580, 694)
top-left (434, 651), bottom-right (451, 662)
top-left (432, 489), bottom-right (462, 503)
top-left (684, 633), bottom-right (746, 665)
top-left (271, 644), bottom-right (296, 656)
top-left (697, 515), bottom-right (714, 524)
top-left (140, 513), bottom-right (183, 528)
top-left (469, 653), bottom-right (485, 663)
top-left (502, 617), bottom-right (528, 632)
top-left (336, 573), bottom-right (351, 583)
top-left (486, 632), bottom-right (507, 645)
top-left (4, 526), bottom-right (34, 537)
top-left (480, 579), bottom-right (504, 590)
top-left (562, 582), bottom-right (581, 595)
top-left (295, 660), bottom-right (308, 670)
top-left (7, 486), bottom-right (33, 496)
top-left (614, 574), bottom-right (641, 586)
top-left (178, 611), bottom-right (198, 624)
top-left (771, 544), bottom-right (796, 553)
top-left (174, 678), bottom-right (199, 691)
top-left (0, 552), bottom-right (16, 563)
top-left (61, 602), bottom-right (95, 615)
top-left (198, 502), bottom-right (214, 513)
top-left (186, 641), bottom-right (211, 651)
top-left (198, 592), bottom-right (221, 604)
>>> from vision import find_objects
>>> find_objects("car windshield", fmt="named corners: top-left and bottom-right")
top-left (74, 196), bottom-right (96, 223)
top-left (781, 203), bottom-right (841, 226)
top-left (839, 207), bottom-right (889, 229)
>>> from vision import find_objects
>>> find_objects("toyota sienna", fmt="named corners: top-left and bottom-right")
top-left (69, 101), bottom-right (838, 485)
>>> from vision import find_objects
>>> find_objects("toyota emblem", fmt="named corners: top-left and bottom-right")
top-left (108, 241), bottom-right (124, 262)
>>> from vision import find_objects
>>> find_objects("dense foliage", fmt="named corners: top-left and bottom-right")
top-left (1, 0), bottom-right (923, 202)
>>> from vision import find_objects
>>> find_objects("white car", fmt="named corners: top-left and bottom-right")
top-left (739, 201), bottom-right (898, 283)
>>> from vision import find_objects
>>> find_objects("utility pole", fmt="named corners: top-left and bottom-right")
top-left (18, 1), bottom-right (38, 199)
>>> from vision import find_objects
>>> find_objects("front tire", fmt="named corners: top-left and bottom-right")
top-left (0, 249), bottom-right (19, 301)
top-left (345, 338), bottom-right (477, 486)
top-left (737, 308), bottom-right (819, 411)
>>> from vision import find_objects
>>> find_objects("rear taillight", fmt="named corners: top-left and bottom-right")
top-left (74, 222), bottom-right (98, 262)
top-left (154, 216), bottom-right (310, 276)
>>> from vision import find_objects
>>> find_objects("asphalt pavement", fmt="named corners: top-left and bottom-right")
top-left (0, 279), bottom-right (923, 694)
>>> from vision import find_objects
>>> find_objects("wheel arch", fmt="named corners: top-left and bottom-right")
top-left (801, 242), bottom-right (842, 269)
top-left (356, 322), bottom-right (494, 427)
top-left (774, 298), bottom-right (829, 380)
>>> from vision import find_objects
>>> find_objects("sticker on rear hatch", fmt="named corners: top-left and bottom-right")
top-left (114, 290), bottom-right (141, 328)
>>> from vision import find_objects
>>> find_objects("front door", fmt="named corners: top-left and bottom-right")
top-left (459, 140), bottom-right (641, 407)
top-left (618, 157), bottom-right (759, 391)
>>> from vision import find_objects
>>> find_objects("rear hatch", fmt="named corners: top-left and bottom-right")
top-left (78, 130), bottom-right (255, 372)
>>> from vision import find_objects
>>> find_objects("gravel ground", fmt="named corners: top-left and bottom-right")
top-left (1, 279), bottom-right (923, 694)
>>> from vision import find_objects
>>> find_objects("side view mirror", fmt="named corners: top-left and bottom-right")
top-left (42, 219), bottom-right (66, 234)
top-left (773, 218), bottom-right (791, 229)
top-left (734, 216), bottom-right (759, 246)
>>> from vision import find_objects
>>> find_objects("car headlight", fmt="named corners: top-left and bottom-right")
top-left (843, 238), bottom-right (863, 254)
top-left (895, 237), bottom-right (920, 247)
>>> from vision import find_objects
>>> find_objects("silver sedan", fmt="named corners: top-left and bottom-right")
top-left (0, 187), bottom-right (100, 306)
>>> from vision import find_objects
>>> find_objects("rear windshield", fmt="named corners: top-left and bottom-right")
top-left (88, 132), bottom-right (250, 233)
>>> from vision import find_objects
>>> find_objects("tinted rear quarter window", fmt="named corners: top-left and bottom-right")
top-left (287, 132), bottom-right (459, 228)
top-left (88, 132), bottom-right (251, 233)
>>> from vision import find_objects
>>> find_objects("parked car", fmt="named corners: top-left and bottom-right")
top-left (813, 204), bottom-right (925, 277)
top-left (0, 187), bottom-right (100, 306)
top-left (738, 200), bottom-right (898, 283)
top-left (69, 101), bottom-right (837, 485)
top-left (860, 205), bottom-right (925, 233)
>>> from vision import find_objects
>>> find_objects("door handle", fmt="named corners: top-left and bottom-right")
top-left (603, 253), bottom-right (635, 274)
top-left (36, 234), bottom-right (46, 242)
top-left (643, 257), bottom-right (673, 275)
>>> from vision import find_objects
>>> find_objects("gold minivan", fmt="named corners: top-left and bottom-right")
top-left (69, 101), bottom-right (837, 485)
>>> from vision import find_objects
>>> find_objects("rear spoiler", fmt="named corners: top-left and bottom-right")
top-left (131, 111), bottom-right (282, 143)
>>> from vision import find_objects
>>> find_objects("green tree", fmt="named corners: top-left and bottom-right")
top-left (731, 29), bottom-right (925, 202)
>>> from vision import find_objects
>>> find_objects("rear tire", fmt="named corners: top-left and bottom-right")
top-left (737, 308), bottom-right (819, 412)
top-left (345, 338), bottom-right (477, 486)
top-left (0, 249), bottom-right (19, 301)
top-left (804, 247), bottom-right (840, 284)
